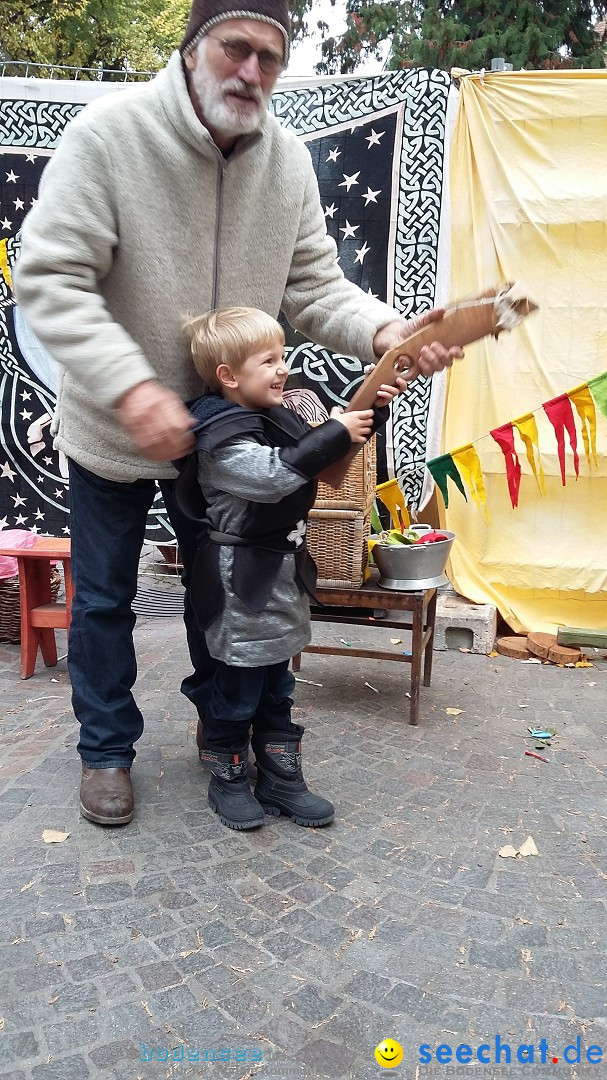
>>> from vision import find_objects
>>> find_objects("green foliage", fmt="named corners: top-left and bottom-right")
top-left (319, 0), bottom-right (607, 74)
top-left (0, 0), bottom-right (313, 78)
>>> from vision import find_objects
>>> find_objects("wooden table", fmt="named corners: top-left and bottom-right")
top-left (0, 537), bottom-right (73, 679)
top-left (293, 578), bottom-right (438, 725)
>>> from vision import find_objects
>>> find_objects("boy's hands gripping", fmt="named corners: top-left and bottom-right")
top-left (329, 378), bottom-right (405, 443)
top-left (329, 407), bottom-right (374, 444)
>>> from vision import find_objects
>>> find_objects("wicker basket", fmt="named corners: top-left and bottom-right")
top-left (0, 567), bottom-right (61, 645)
top-left (314, 435), bottom-right (377, 511)
top-left (307, 507), bottom-right (371, 588)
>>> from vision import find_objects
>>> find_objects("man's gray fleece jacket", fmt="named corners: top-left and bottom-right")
top-left (14, 51), bottom-right (399, 483)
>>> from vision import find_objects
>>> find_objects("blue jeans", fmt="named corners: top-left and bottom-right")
top-left (204, 659), bottom-right (302, 753)
top-left (68, 459), bottom-right (214, 768)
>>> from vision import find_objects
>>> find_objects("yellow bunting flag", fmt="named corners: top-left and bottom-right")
top-left (375, 477), bottom-right (409, 531)
top-left (512, 413), bottom-right (546, 495)
top-left (568, 384), bottom-right (597, 470)
top-left (0, 239), bottom-right (12, 290)
top-left (451, 444), bottom-right (490, 522)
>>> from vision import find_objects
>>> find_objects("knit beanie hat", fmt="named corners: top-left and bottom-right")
top-left (180, 0), bottom-right (291, 64)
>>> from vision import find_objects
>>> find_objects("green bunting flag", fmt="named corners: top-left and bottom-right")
top-left (426, 453), bottom-right (467, 508)
top-left (588, 372), bottom-right (607, 420)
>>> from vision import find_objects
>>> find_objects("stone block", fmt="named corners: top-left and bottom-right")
top-left (434, 587), bottom-right (497, 654)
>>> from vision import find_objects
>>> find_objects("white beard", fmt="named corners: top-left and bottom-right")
top-left (190, 66), bottom-right (271, 138)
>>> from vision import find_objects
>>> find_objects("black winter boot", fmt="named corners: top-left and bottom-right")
top-left (202, 745), bottom-right (264, 830)
top-left (197, 719), bottom-right (258, 780)
top-left (252, 732), bottom-right (335, 827)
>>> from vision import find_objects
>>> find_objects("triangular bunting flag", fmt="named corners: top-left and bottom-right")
top-left (512, 413), bottom-right (546, 496)
top-left (568, 384), bottom-right (597, 470)
top-left (543, 394), bottom-right (579, 486)
top-left (451, 444), bottom-right (490, 522)
top-left (426, 453), bottom-right (467, 508)
top-left (490, 423), bottom-right (522, 508)
top-left (0, 239), bottom-right (12, 290)
top-left (588, 372), bottom-right (607, 420)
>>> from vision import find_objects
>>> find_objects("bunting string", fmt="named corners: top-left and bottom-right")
top-left (427, 372), bottom-right (607, 513)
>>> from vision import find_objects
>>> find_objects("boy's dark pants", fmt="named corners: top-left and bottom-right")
top-left (202, 659), bottom-right (302, 751)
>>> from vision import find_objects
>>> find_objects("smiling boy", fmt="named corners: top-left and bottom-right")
top-left (180, 306), bottom-right (400, 830)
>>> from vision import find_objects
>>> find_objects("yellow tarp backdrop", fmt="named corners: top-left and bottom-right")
top-left (443, 70), bottom-right (607, 634)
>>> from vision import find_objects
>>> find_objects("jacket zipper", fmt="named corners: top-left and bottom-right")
top-left (210, 133), bottom-right (260, 308)
top-left (212, 156), bottom-right (226, 308)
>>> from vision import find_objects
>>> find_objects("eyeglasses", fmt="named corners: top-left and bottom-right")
top-left (205, 34), bottom-right (286, 76)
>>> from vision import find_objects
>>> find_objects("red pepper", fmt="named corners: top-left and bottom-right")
top-left (412, 531), bottom-right (449, 545)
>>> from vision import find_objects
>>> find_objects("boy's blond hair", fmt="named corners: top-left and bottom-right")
top-left (184, 307), bottom-right (285, 393)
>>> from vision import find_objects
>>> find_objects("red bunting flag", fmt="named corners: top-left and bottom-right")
top-left (489, 423), bottom-right (522, 508)
top-left (542, 395), bottom-right (579, 486)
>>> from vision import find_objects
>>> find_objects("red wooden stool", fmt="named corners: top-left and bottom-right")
top-left (0, 537), bottom-right (73, 679)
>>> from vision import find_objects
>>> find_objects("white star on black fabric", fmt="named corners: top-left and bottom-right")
top-left (354, 241), bottom-right (370, 265)
top-left (339, 220), bottom-right (359, 240)
top-left (362, 187), bottom-right (381, 206)
top-left (339, 172), bottom-right (360, 191)
top-left (366, 129), bottom-right (384, 147)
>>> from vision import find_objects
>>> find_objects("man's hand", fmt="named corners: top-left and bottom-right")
top-left (372, 309), bottom-right (464, 382)
top-left (116, 381), bottom-right (195, 461)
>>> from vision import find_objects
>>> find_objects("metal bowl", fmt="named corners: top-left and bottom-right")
top-left (372, 531), bottom-right (455, 591)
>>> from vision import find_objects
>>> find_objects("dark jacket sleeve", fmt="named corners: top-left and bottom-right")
top-left (371, 404), bottom-right (390, 434)
top-left (279, 418), bottom-right (352, 479)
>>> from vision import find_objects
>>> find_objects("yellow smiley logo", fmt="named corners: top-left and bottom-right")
top-left (374, 1038), bottom-right (404, 1068)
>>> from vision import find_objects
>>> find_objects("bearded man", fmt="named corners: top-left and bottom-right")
top-left (14, 0), bottom-right (463, 826)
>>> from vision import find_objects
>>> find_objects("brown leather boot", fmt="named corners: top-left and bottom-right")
top-left (196, 719), bottom-right (257, 781)
top-left (80, 766), bottom-right (134, 825)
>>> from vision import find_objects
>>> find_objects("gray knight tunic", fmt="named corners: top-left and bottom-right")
top-left (197, 439), bottom-right (313, 667)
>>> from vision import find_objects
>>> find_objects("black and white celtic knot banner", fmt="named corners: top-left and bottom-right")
top-left (0, 69), bottom-right (454, 541)
top-left (272, 69), bottom-right (453, 508)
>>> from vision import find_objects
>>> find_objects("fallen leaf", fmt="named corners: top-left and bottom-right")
top-left (521, 658), bottom-right (542, 664)
top-left (499, 836), bottom-right (539, 859)
top-left (575, 660), bottom-right (593, 668)
top-left (41, 830), bottom-right (69, 844)
top-left (488, 650), bottom-right (498, 657)
top-left (446, 708), bottom-right (463, 716)
top-left (459, 647), bottom-right (471, 653)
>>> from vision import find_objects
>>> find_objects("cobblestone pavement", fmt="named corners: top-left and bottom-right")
top-left (1, 599), bottom-right (606, 1080)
